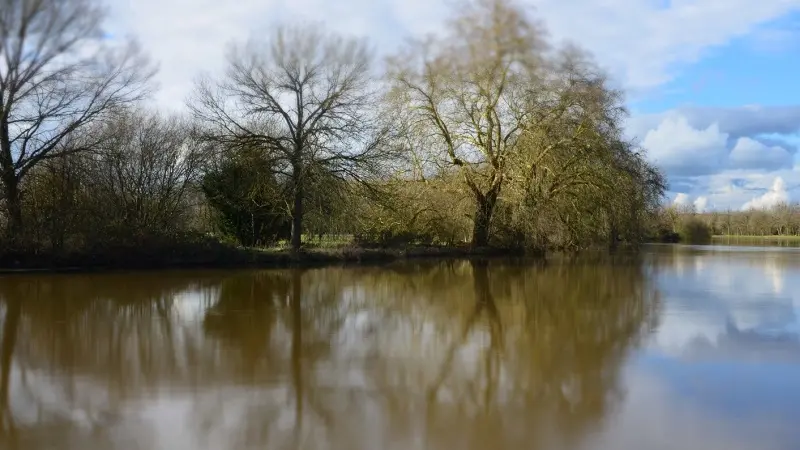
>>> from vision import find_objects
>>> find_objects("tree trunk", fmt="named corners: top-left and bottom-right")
top-left (290, 172), bottom-right (303, 252)
top-left (1, 110), bottom-right (22, 243)
top-left (609, 223), bottom-right (619, 252)
top-left (471, 190), bottom-right (498, 248)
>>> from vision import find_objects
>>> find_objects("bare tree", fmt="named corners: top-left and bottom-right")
top-left (386, 0), bottom-right (548, 247)
top-left (85, 108), bottom-right (205, 234)
top-left (190, 23), bottom-right (387, 251)
top-left (0, 0), bottom-right (154, 240)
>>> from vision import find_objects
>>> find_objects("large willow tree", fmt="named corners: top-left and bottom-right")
top-left (387, 0), bottom-right (664, 248)
top-left (504, 46), bottom-right (666, 248)
top-left (386, 0), bottom-right (547, 247)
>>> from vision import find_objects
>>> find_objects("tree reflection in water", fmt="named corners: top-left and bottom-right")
top-left (0, 256), bottom-right (659, 450)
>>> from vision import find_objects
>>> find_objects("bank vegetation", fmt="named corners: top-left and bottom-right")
top-left (0, 0), bottom-right (667, 269)
top-left (652, 202), bottom-right (800, 244)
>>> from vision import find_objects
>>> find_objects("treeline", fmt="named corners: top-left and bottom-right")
top-left (0, 0), bottom-right (666, 264)
top-left (653, 203), bottom-right (800, 244)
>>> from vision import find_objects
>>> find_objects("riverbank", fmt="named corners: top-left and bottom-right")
top-left (711, 235), bottom-right (800, 242)
top-left (0, 240), bottom-right (532, 275)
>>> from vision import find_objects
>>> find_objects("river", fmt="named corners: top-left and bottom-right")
top-left (0, 244), bottom-right (799, 449)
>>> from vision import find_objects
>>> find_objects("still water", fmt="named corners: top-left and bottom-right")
top-left (1, 245), bottom-right (799, 449)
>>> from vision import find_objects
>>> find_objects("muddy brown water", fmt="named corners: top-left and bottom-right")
top-left (1, 244), bottom-right (799, 449)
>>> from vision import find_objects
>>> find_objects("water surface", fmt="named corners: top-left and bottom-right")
top-left (1, 245), bottom-right (799, 449)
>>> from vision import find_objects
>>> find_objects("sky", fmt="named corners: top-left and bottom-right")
top-left (105, 0), bottom-right (800, 211)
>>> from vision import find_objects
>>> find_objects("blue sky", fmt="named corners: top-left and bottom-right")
top-left (107, 0), bottom-right (800, 211)
top-left (632, 12), bottom-right (800, 111)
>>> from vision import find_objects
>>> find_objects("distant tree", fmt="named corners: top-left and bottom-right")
top-left (85, 108), bottom-right (205, 235)
top-left (15, 109), bottom-right (206, 250)
top-left (678, 218), bottom-right (711, 244)
top-left (658, 202), bottom-right (800, 240)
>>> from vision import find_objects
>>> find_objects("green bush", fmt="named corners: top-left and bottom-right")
top-left (678, 218), bottom-right (712, 244)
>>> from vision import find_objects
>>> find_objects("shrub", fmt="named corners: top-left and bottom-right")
top-left (678, 218), bottom-right (712, 244)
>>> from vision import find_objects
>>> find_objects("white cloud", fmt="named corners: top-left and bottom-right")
top-left (741, 176), bottom-right (790, 210)
top-left (729, 137), bottom-right (794, 171)
top-left (670, 193), bottom-right (710, 212)
top-left (634, 110), bottom-right (799, 178)
top-left (630, 105), bottom-right (800, 139)
top-left (642, 115), bottom-right (729, 176)
top-left (632, 106), bottom-right (800, 209)
top-left (106, 0), bottom-right (281, 111)
top-left (672, 192), bottom-right (692, 206)
top-left (678, 167), bottom-right (800, 210)
top-left (104, 0), bottom-right (800, 110)
top-left (694, 196), bottom-right (709, 213)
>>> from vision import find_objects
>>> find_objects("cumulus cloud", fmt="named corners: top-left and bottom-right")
top-left (688, 105), bottom-right (800, 138)
top-left (741, 177), bottom-right (790, 210)
top-left (634, 109), bottom-right (799, 202)
top-left (728, 137), bottom-right (794, 171)
top-left (694, 196), bottom-right (709, 213)
top-left (629, 108), bottom-right (800, 174)
top-left (671, 193), bottom-right (711, 212)
top-left (629, 105), bottom-right (800, 140)
top-left (677, 167), bottom-right (800, 210)
top-left (642, 115), bottom-right (729, 176)
top-left (673, 193), bottom-right (692, 207)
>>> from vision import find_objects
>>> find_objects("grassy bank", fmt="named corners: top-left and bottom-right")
top-left (0, 236), bottom-right (532, 274)
top-left (711, 235), bottom-right (800, 241)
